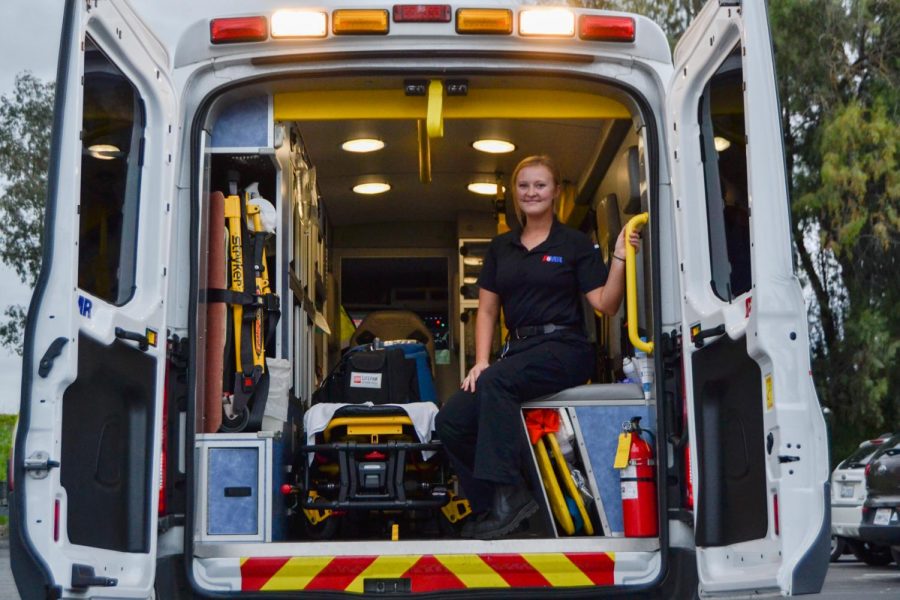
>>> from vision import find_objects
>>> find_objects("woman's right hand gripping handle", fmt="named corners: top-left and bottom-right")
top-left (462, 361), bottom-right (490, 393)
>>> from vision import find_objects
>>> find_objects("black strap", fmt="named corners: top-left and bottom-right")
top-left (204, 288), bottom-right (255, 306)
top-left (512, 323), bottom-right (574, 339)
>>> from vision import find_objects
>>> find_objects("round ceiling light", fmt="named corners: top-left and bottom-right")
top-left (714, 136), bottom-right (731, 152)
top-left (353, 182), bottom-right (391, 195)
top-left (467, 182), bottom-right (502, 195)
top-left (86, 144), bottom-right (122, 160)
top-left (342, 138), bottom-right (385, 153)
top-left (472, 139), bottom-right (516, 154)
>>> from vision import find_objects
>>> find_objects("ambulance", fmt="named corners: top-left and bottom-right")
top-left (10, 0), bottom-right (830, 597)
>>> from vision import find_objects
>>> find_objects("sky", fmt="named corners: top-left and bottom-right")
top-left (0, 1), bottom-right (64, 413)
top-left (0, 0), bottom-right (299, 414)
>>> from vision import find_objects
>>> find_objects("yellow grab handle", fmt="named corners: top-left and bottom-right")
top-left (625, 213), bottom-right (653, 356)
top-left (426, 80), bottom-right (444, 138)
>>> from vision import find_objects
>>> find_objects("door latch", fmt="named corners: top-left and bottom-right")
top-left (691, 323), bottom-right (726, 348)
top-left (23, 451), bottom-right (60, 479)
top-left (114, 327), bottom-right (149, 351)
top-left (71, 564), bottom-right (118, 589)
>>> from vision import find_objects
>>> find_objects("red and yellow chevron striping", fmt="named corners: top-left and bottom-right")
top-left (240, 552), bottom-right (615, 592)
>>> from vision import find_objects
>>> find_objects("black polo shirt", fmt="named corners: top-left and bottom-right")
top-left (477, 219), bottom-right (607, 331)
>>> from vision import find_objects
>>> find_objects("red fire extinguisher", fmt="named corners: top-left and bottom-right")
top-left (620, 417), bottom-right (658, 537)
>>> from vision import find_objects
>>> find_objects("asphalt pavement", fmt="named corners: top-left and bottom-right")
top-left (0, 529), bottom-right (20, 600)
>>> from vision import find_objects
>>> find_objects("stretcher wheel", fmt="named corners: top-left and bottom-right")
top-left (219, 406), bottom-right (250, 433)
top-left (302, 508), bottom-right (338, 540)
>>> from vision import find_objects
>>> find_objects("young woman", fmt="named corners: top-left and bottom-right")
top-left (435, 155), bottom-right (639, 539)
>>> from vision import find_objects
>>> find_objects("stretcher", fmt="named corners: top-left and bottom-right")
top-left (288, 340), bottom-right (469, 539)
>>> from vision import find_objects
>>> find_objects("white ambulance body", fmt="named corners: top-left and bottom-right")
top-left (10, 0), bottom-right (829, 598)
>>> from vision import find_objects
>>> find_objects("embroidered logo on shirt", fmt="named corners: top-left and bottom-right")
top-left (542, 255), bottom-right (564, 264)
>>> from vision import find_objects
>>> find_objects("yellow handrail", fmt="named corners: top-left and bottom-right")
top-left (625, 213), bottom-right (653, 355)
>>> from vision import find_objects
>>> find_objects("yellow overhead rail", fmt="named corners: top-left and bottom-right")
top-left (273, 89), bottom-right (630, 121)
top-left (426, 79), bottom-right (444, 138)
top-left (625, 212), bottom-right (652, 355)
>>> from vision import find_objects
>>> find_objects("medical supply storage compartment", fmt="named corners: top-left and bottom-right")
top-left (195, 433), bottom-right (274, 543)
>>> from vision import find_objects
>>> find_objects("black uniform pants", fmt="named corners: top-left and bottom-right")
top-left (435, 333), bottom-right (593, 513)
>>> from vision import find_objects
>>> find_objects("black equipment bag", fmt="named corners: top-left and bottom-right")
top-left (313, 346), bottom-right (420, 405)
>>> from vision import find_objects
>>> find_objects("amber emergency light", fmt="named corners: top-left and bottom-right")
top-left (456, 9), bottom-right (513, 34)
top-left (333, 9), bottom-right (390, 34)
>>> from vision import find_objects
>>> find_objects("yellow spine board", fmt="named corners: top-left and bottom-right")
top-left (534, 437), bottom-right (574, 535)
top-left (246, 202), bottom-right (267, 371)
top-left (545, 433), bottom-right (593, 535)
top-left (224, 195), bottom-right (245, 371)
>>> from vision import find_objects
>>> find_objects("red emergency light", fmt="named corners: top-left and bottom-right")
top-left (393, 5), bottom-right (452, 23)
top-left (210, 16), bottom-right (268, 44)
top-left (579, 15), bottom-right (636, 43)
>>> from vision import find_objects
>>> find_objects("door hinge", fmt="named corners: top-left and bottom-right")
top-left (23, 452), bottom-right (60, 479)
top-left (71, 564), bottom-right (118, 590)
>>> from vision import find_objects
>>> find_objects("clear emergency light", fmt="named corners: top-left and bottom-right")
top-left (271, 10), bottom-right (328, 38)
top-left (519, 8), bottom-right (576, 37)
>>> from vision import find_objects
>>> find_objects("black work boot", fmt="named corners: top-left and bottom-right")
top-left (471, 485), bottom-right (538, 540)
top-left (460, 511), bottom-right (488, 538)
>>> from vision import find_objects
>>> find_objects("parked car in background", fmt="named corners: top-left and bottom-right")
top-left (831, 436), bottom-right (887, 560)
top-left (857, 433), bottom-right (900, 566)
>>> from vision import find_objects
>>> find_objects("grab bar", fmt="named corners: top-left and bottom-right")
top-left (625, 212), bottom-right (653, 355)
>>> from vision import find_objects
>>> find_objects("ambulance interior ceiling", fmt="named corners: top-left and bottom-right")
top-left (209, 74), bottom-right (637, 229)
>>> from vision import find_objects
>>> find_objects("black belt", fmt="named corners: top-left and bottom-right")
top-left (511, 324), bottom-right (574, 339)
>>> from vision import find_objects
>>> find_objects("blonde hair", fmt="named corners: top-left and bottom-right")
top-left (510, 154), bottom-right (562, 227)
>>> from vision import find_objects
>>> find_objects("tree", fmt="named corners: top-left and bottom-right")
top-left (770, 0), bottom-right (899, 462)
top-left (0, 72), bottom-right (54, 354)
top-left (575, 0), bottom-right (899, 462)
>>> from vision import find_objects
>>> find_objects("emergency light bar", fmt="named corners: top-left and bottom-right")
top-left (210, 16), bottom-right (267, 44)
top-left (519, 8), bottom-right (575, 37)
top-left (271, 10), bottom-right (328, 38)
top-left (393, 5), bottom-right (452, 23)
top-left (210, 8), bottom-right (636, 44)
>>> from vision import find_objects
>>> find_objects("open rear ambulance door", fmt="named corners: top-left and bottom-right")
top-left (667, 0), bottom-right (829, 596)
top-left (11, 0), bottom-right (176, 597)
